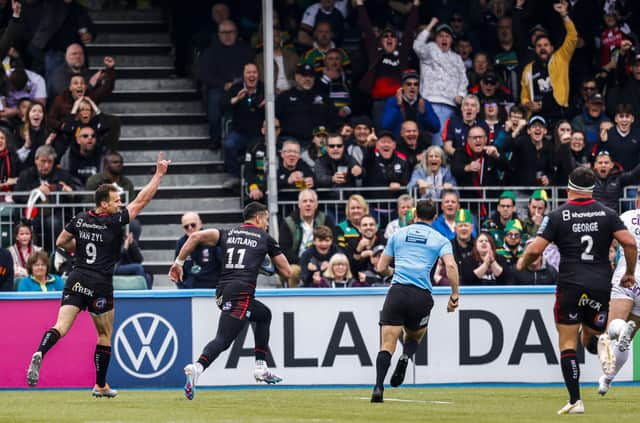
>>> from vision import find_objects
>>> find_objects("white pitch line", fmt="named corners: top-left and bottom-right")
top-left (357, 397), bottom-right (453, 404)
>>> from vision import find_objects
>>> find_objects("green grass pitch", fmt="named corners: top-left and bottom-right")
top-left (2, 386), bottom-right (640, 422)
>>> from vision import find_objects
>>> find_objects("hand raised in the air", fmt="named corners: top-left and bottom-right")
top-left (168, 263), bottom-right (184, 283)
top-left (155, 152), bottom-right (171, 176)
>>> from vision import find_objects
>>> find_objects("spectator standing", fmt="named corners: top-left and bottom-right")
top-left (441, 94), bottom-right (488, 157)
top-left (599, 104), bottom-right (640, 172)
top-left (414, 18), bottom-right (469, 147)
top-left (47, 44), bottom-right (112, 101)
top-left (408, 145), bottom-right (457, 200)
top-left (15, 102), bottom-right (56, 170)
top-left (301, 22), bottom-right (350, 76)
top-left (381, 69), bottom-right (440, 140)
top-left (298, 0), bottom-right (348, 48)
top-left (506, 115), bottom-right (554, 188)
top-left (520, 2), bottom-right (578, 124)
top-left (16, 250), bottom-right (63, 292)
top-left (396, 120), bottom-right (427, 170)
top-left (173, 212), bottom-right (221, 289)
top-left (593, 150), bottom-right (640, 212)
top-left (432, 189), bottom-right (478, 241)
top-left (255, 29), bottom-right (298, 95)
top-left (570, 93), bottom-right (610, 146)
top-left (198, 20), bottom-right (253, 150)
top-left (317, 48), bottom-right (352, 123)
top-left (554, 130), bottom-right (591, 186)
top-left (346, 115), bottom-right (374, 166)
top-left (276, 63), bottom-right (336, 147)
top-left (221, 63), bottom-right (265, 189)
top-left (355, 0), bottom-right (419, 127)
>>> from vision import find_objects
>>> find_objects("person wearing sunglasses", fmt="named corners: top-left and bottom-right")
top-left (380, 69), bottom-right (440, 140)
top-left (173, 211), bottom-right (221, 290)
top-left (496, 219), bottom-right (525, 274)
top-left (60, 125), bottom-right (102, 186)
top-left (315, 133), bottom-right (362, 191)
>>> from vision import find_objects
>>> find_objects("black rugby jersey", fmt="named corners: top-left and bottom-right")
top-left (538, 198), bottom-right (625, 290)
top-left (64, 208), bottom-right (129, 276)
top-left (217, 224), bottom-right (282, 288)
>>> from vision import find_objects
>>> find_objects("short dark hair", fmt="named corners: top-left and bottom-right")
top-left (243, 201), bottom-right (268, 221)
top-left (534, 34), bottom-right (552, 46)
top-left (26, 250), bottom-right (50, 275)
top-left (616, 103), bottom-right (634, 116)
top-left (313, 225), bottom-right (333, 240)
top-left (510, 104), bottom-right (525, 116)
top-left (416, 199), bottom-right (437, 221)
top-left (95, 184), bottom-right (118, 207)
top-left (440, 189), bottom-right (459, 200)
top-left (569, 166), bottom-right (596, 189)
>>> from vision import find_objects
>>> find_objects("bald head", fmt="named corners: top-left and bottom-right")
top-left (181, 212), bottom-right (202, 235)
top-left (65, 43), bottom-right (85, 70)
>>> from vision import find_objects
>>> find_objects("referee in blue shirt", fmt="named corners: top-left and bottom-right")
top-left (371, 199), bottom-right (460, 402)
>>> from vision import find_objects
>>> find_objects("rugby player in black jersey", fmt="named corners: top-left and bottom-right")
top-left (26, 153), bottom-right (171, 397)
top-left (517, 167), bottom-right (637, 415)
top-left (169, 202), bottom-right (291, 400)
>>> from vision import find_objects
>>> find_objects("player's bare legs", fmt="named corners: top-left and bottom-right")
top-left (90, 309), bottom-right (117, 397)
top-left (598, 299), bottom-right (638, 395)
top-left (556, 323), bottom-right (586, 414)
top-left (390, 327), bottom-right (427, 388)
top-left (372, 325), bottom-right (403, 402)
top-left (27, 305), bottom-right (81, 387)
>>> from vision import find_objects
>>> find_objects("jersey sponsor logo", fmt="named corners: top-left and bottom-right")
top-left (222, 301), bottom-right (232, 311)
top-left (93, 297), bottom-right (107, 311)
top-left (71, 282), bottom-right (94, 297)
top-left (405, 233), bottom-right (427, 244)
top-left (577, 293), bottom-right (602, 311)
top-left (114, 313), bottom-right (178, 379)
top-left (568, 313), bottom-right (579, 321)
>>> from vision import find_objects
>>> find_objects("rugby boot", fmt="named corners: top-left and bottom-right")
top-left (597, 334), bottom-right (616, 376)
top-left (390, 355), bottom-right (409, 387)
top-left (598, 375), bottom-right (612, 396)
top-left (26, 352), bottom-right (42, 387)
top-left (184, 363), bottom-right (201, 400)
top-left (371, 385), bottom-right (384, 403)
top-left (617, 320), bottom-right (636, 352)
top-left (557, 399), bottom-right (584, 415)
top-left (92, 384), bottom-right (118, 398)
top-left (254, 360), bottom-right (282, 384)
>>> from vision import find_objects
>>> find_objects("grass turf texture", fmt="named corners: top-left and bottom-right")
top-left (2, 386), bottom-right (640, 422)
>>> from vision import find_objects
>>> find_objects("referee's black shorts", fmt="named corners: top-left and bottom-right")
top-left (379, 283), bottom-right (434, 331)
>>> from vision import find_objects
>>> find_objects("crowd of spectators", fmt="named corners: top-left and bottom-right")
top-left (185, 0), bottom-right (640, 287)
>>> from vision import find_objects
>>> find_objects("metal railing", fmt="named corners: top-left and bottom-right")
top-left (0, 190), bottom-right (127, 252)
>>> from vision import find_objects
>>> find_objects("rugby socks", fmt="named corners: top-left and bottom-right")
top-left (94, 345), bottom-right (111, 388)
top-left (608, 319), bottom-right (627, 338)
top-left (611, 342), bottom-right (630, 378)
top-left (253, 321), bottom-right (270, 361)
top-left (560, 349), bottom-right (580, 404)
top-left (402, 339), bottom-right (419, 360)
top-left (375, 351), bottom-right (392, 389)
top-left (37, 328), bottom-right (61, 356)
top-left (586, 335), bottom-right (598, 355)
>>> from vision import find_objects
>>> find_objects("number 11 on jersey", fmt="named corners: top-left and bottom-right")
top-left (225, 247), bottom-right (246, 269)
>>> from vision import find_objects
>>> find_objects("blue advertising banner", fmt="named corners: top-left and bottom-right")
top-left (109, 297), bottom-right (192, 387)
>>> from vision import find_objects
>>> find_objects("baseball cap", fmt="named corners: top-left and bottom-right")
top-left (313, 126), bottom-right (328, 137)
top-left (296, 63), bottom-right (315, 76)
top-left (372, 245), bottom-right (385, 256)
top-left (530, 189), bottom-right (548, 202)
top-left (481, 73), bottom-right (498, 84)
top-left (377, 129), bottom-right (395, 141)
top-left (401, 69), bottom-right (419, 83)
top-left (527, 115), bottom-right (547, 128)
top-left (529, 24), bottom-right (548, 38)
top-left (435, 23), bottom-right (454, 36)
top-left (380, 24), bottom-right (396, 37)
top-left (588, 93), bottom-right (604, 104)
top-left (499, 190), bottom-right (516, 202)
top-left (455, 208), bottom-right (473, 224)
top-left (504, 219), bottom-right (523, 233)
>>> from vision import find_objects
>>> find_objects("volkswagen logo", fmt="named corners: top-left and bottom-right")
top-left (114, 313), bottom-right (178, 379)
